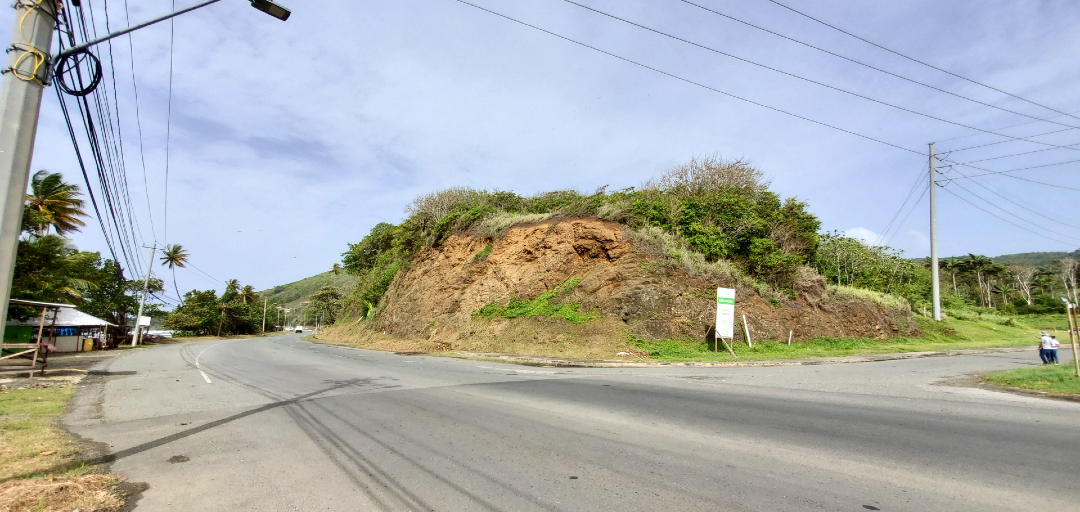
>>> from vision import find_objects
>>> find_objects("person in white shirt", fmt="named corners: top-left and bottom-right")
top-left (1049, 336), bottom-right (1061, 364)
top-left (1039, 331), bottom-right (1054, 364)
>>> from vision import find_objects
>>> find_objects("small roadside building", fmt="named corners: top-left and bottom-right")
top-left (5, 306), bottom-right (115, 353)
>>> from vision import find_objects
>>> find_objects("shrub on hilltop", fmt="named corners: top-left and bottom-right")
top-left (340, 157), bottom-right (826, 319)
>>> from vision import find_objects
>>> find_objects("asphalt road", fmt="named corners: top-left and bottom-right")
top-left (65, 333), bottom-right (1080, 511)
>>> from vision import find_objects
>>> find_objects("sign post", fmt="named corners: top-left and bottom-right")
top-left (716, 288), bottom-right (737, 358)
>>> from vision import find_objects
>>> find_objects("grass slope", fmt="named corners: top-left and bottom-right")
top-left (631, 315), bottom-right (1064, 362)
top-left (259, 272), bottom-right (357, 308)
top-left (984, 365), bottom-right (1080, 395)
top-left (0, 386), bottom-right (125, 511)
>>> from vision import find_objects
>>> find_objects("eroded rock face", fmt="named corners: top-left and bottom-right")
top-left (373, 218), bottom-right (917, 343)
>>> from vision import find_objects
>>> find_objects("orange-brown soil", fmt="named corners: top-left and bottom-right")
top-left (318, 218), bottom-right (917, 357)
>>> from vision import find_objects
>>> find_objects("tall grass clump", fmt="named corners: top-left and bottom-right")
top-left (824, 284), bottom-right (911, 312)
top-left (474, 279), bottom-right (595, 324)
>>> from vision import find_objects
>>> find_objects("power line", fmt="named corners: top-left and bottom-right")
top-left (164, 0), bottom-right (176, 243)
top-left (944, 166), bottom-right (1080, 231)
top-left (123, 0), bottom-right (157, 242)
top-left (945, 127), bottom-right (1076, 154)
top-left (884, 184), bottom-right (928, 247)
top-left (54, 0), bottom-right (150, 278)
top-left (992, 174), bottom-right (1080, 192)
top-left (180, 266), bottom-right (220, 287)
top-left (451, 0), bottom-right (922, 155)
top-left (940, 157), bottom-right (1080, 180)
top-left (184, 261), bottom-right (222, 285)
top-left (943, 180), bottom-right (1080, 244)
top-left (96, 0), bottom-right (147, 258)
top-left (764, 0), bottom-right (1080, 122)
top-left (939, 157), bottom-right (1080, 192)
top-left (676, 0), bottom-right (1080, 131)
top-left (56, 87), bottom-right (122, 270)
top-left (938, 186), bottom-right (1072, 246)
top-left (936, 109), bottom-right (1080, 144)
top-left (950, 143), bottom-right (1080, 166)
top-left (937, 185), bottom-right (1071, 246)
top-left (560, 0), bottom-right (1080, 152)
top-left (68, 0), bottom-right (142, 273)
top-left (874, 162), bottom-right (926, 246)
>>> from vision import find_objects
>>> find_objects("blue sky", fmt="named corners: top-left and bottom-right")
top-left (9, 0), bottom-right (1080, 301)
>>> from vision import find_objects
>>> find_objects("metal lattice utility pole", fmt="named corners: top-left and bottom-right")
top-left (929, 143), bottom-right (941, 321)
top-left (132, 245), bottom-right (157, 346)
top-left (0, 0), bottom-right (57, 343)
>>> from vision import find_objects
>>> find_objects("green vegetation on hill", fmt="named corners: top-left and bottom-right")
top-left (989, 250), bottom-right (1080, 267)
top-left (286, 155), bottom-right (1080, 339)
top-left (339, 157), bottom-right (823, 320)
top-left (474, 279), bottom-right (594, 324)
top-left (259, 272), bottom-right (358, 308)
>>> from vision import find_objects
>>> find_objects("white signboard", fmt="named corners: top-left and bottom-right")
top-left (137, 316), bottom-right (152, 327)
top-left (716, 288), bottom-right (735, 338)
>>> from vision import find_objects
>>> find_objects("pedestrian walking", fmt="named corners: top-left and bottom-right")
top-left (1038, 331), bottom-right (1054, 364)
top-left (1050, 335), bottom-right (1061, 364)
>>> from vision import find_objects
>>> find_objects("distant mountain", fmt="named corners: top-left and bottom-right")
top-left (990, 249), bottom-right (1080, 267)
top-left (259, 272), bottom-right (357, 308)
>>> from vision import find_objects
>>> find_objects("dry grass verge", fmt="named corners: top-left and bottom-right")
top-left (0, 387), bottom-right (126, 512)
top-left (0, 475), bottom-right (124, 512)
top-left (317, 316), bottom-right (640, 360)
top-left (823, 284), bottom-right (911, 313)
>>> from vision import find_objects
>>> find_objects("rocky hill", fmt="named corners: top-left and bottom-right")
top-left (319, 218), bottom-right (917, 357)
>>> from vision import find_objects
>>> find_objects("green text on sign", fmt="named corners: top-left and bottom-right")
top-left (717, 297), bottom-right (735, 305)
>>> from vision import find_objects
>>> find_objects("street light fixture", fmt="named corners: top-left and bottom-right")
top-left (54, 0), bottom-right (290, 61)
top-left (250, 0), bottom-right (290, 21)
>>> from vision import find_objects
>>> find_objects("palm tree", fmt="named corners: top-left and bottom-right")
top-left (25, 170), bottom-right (87, 236)
top-left (160, 244), bottom-right (189, 304)
top-left (240, 285), bottom-right (259, 305)
top-left (223, 279), bottom-right (240, 302)
top-left (217, 302), bottom-right (233, 336)
top-left (330, 263), bottom-right (342, 276)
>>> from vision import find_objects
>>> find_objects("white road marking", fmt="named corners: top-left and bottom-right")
top-left (194, 343), bottom-right (223, 384)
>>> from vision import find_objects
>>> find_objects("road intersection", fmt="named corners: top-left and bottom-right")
top-left (65, 333), bottom-right (1080, 511)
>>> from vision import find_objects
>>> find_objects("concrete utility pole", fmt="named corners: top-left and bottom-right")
top-left (0, 0), bottom-right (291, 342)
top-left (132, 245), bottom-right (157, 346)
top-left (0, 0), bottom-right (57, 343)
top-left (929, 143), bottom-right (941, 321)
top-left (261, 297), bottom-right (267, 334)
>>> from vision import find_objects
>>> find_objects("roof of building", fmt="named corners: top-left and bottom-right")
top-left (6, 308), bottom-right (116, 328)
top-left (8, 299), bottom-right (76, 308)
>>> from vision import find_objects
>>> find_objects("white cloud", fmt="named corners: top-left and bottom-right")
top-left (904, 230), bottom-right (931, 252)
top-left (844, 228), bottom-right (884, 245)
top-left (7, 0), bottom-right (1080, 295)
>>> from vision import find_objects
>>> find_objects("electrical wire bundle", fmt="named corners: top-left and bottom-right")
top-left (52, 0), bottom-right (150, 281)
top-left (446, 0), bottom-right (1080, 247)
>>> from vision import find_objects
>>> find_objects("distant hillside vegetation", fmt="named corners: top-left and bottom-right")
top-left (260, 272), bottom-right (357, 308)
top-left (990, 250), bottom-right (1080, 267)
